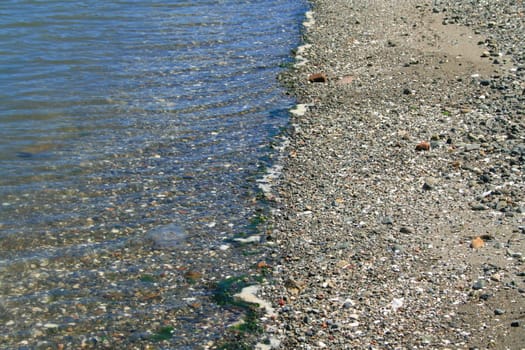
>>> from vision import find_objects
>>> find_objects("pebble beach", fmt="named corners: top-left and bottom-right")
top-left (257, 0), bottom-right (525, 349)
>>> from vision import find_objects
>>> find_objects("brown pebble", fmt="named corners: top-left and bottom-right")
top-left (184, 271), bottom-right (203, 281)
top-left (308, 72), bottom-right (328, 83)
top-left (415, 141), bottom-right (430, 151)
top-left (257, 261), bottom-right (270, 269)
top-left (471, 236), bottom-right (484, 249)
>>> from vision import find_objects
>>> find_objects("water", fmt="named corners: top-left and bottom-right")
top-left (0, 0), bottom-right (307, 347)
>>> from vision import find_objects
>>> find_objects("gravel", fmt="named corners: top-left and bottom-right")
top-left (257, 0), bottom-right (525, 348)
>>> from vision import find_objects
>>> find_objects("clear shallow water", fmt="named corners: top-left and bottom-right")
top-left (0, 0), bottom-right (306, 347)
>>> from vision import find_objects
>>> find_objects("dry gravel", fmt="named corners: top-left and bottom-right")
top-left (258, 0), bottom-right (525, 349)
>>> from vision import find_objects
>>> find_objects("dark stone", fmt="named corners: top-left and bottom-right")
top-left (422, 182), bottom-right (434, 191)
top-left (479, 173), bottom-right (491, 183)
top-left (400, 227), bottom-right (413, 234)
top-left (479, 293), bottom-right (492, 301)
top-left (473, 280), bottom-right (486, 290)
top-left (494, 309), bottom-right (505, 315)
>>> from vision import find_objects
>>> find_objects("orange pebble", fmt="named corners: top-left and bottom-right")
top-left (257, 261), bottom-right (270, 269)
top-left (471, 236), bottom-right (484, 249)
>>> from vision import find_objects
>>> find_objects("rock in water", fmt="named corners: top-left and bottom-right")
top-left (145, 223), bottom-right (187, 249)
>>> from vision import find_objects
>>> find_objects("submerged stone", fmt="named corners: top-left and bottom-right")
top-left (145, 223), bottom-right (187, 250)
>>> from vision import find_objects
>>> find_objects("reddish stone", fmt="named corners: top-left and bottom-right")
top-left (308, 72), bottom-right (327, 83)
top-left (415, 141), bottom-right (430, 151)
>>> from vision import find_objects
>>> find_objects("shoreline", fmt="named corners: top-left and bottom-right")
top-left (258, 0), bottom-right (524, 348)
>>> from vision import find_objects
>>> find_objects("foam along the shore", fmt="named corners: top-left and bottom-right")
top-left (294, 11), bottom-right (315, 68)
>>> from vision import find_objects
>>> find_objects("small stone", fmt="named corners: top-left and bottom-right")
top-left (494, 309), bottom-right (505, 315)
top-left (343, 299), bottom-right (355, 309)
top-left (471, 203), bottom-right (488, 211)
top-left (421, 180), bottom-right (435, 193)
top-left (510, 321), bottom-right (520, 327)
top-left (471, 237), bottom-right (485, 249)
top-left (479, 293), bottom-right (492, 301)
top-left (496, 200), bottom-right (508, 211)
top-left (44, 323), bottom-right (60, 329)
top-left (479, 173), bottom-right (491, 183)
top-left (285, 279), bottom-right (305, 295)
top-left (464, 143), bottom-right (481, 151)
top-left (415, 141), bottom-right (430, 151)
top-left (400, 227), bottom-right (413, 234)
top-left (491, 273), bottom-right (502, 282)
top-left (507, 250), bottom-right (523, 259)
top-left (184, 271), bottom-right (203, 281)
top-left (308, 73), bottom-right (327, 83)
top-left (392, 244), bottom-right (404, 253)
top-left (382, 216), bottom-right (394, 225)
top-left (336, 260), bottom-right (350, 268)
top-left (421, 336), bottom-right (432, 345)
top-left (472, 280), bottom-right (485, 290)
top-left (257, 261), bottom-right (270, 269)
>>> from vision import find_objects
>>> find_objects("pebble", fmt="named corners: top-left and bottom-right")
top-left (308, 73), bottom-right (327, 83)
top-left (400, 227), bottom-right (413, 234)
top-left (381, 216), bottom-right (394, 225)
top-left (472, 280), bottom-right (485, 290)
top-left (43, 323), bottom-right (59, 329)
top-left (415, 141), bottom-right (431, 151)
top-left (494, 309), bottom-right (505, 315)
top-left (471, 237), bottom-right (484, 249)
top-left (479, 293), bottom-right (492, 301)
top-left (423, 178), bottom-right (438, 190)
top-left (464, 143), bottom-right (481, 151)
top-left (471, 203), bottom-right (488, 211)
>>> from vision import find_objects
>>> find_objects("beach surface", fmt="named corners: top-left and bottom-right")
top-left (257, 0), bottom-right (525, 348)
